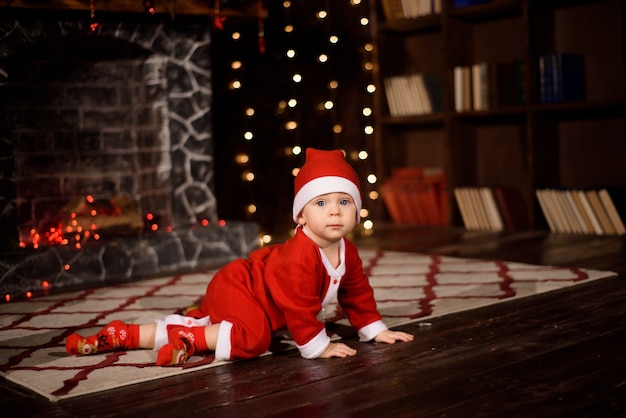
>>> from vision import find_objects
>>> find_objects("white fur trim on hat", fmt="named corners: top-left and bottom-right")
top-left (292, 176), bottom-right (362, 222)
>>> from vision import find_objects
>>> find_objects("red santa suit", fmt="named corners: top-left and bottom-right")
top-left (189, 226), bottom-right (387, 361)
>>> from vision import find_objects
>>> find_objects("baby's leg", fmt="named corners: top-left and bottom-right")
top-left (66, 321), bottom-right (157, 355)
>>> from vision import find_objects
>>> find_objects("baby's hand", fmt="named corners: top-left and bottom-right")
top-left (374, 330), bottom-right (414, 344)
top-left (318, 342), bottom-right (357, 358)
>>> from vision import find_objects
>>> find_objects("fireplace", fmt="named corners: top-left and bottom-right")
top-left (0, 15), bottom-right (259, 300)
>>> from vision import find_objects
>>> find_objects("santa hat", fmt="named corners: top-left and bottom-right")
top-left (292, 148), bottom-right (362, 223)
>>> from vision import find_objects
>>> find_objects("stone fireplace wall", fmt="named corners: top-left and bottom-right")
top-left (0, 16), bottom-right (259, 300)
top-left (10, 55), bottom-right (174, 243)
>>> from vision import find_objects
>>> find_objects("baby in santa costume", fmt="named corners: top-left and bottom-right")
top-left (66, 148), bottom-right (414, 365)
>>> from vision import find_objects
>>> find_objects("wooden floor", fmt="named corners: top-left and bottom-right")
top-left (2, 226), bottom-right (626, 417)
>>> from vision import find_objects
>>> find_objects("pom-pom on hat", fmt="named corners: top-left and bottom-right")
top-left (292, 148), bottom-right (362, 223)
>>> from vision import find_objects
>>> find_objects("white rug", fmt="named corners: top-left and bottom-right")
top-left (0, 249), bottom-right (615, 401)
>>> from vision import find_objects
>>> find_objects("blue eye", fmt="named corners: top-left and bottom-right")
top-left (316, 200), bottom-right (325, 207)
top-left (340, 199), bottom-right (349, 205)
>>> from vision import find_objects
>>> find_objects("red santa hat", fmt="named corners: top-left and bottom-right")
top-left (292, 148), bottom-right (362, 223)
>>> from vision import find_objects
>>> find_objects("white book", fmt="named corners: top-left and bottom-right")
top-left (453, 66), bottom-right (465, 112)
top-left (598, 189), bottom-right (626, 235)
top-left (480, 187), bottom-right (504, 231)
top-left (411, 73), bottom-right (431, 113)
top-left (390, 76), bottom-right (410, 116)
top-left (536, 189), bottom-right (557, 233)
top-left (384, 77), bottom-right (400, 117)
top-left (454, 188), bottom-right (472, 230)
top-left (456, 188), bottom-right (479, 230)
top-left (544, 189), bottom-right (568, 233)
top-left (398, 75), bottom-right (418, 115)
top-left (577, 190), bottom-right (604, 235)
top-left (433, 0), bottom-right (442, 14)
top-left (471, 63), bottom-right (489, 111)
top-left (586, 189), bottom-right (616, 235)
top-left (400, 0), bottom-right (412, 18)
top-left (555, 190), bottom-right (579, 233)
top-left (570, 190), bottom-right (594, 234)
top-left (468, 187), bottom-right (490, 231)
top-left (562, 190), bottom-right (586, 234)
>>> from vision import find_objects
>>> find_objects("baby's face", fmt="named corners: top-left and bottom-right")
top-left (297, 192), bottom-right (357, 242)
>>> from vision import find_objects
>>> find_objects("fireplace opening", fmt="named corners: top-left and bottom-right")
top-left (6, 36), bottom-right (173, 248)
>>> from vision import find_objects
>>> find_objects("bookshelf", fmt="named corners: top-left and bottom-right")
top-left (370, 0), bottom-right (625, 233)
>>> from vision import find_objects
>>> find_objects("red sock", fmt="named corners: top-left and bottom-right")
top-left (66, 320), bottom-right (140, 355)
top-left (192, 326), bottom-right (209, 352)
top-left (155, 325), bottom-right (208, 366)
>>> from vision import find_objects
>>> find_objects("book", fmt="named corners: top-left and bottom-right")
top-left (570, 190), bottom-right (594, 234)
top-left (416, 176), bottom-right (445, 225)
top-left (556, 189), bottom-right (583, 234)
top-left (453, 66), bottom-right (465, 112)
top-left (432, 0), bottom-right (442, 14)
top-left (390, 76), bottom-right (412, 116)
top-left (585, 189), bottom-right (616, 235)
top-left (455, 188), bottom-right (479, 230)
top-left (576, 190), bottom-right (604, 236)
top-left (598, 188), bottom-right (626, 235)
top-left (472, 62), bottom-right (489, 111)
top-left (454, 188), bottom-right (472, 230)
top-left (381, 0), bottom-right (405, 21)
top-left (493, 186), bottom-right (530, 230)
top-left (535, 189), bottom-right (570, 234)
top-left (555, 53), bottom-right (586, 102)
top-left (421, 73), bottom-right (444, 113)
top-left (462, 66), bottom-right (472, 111)
top-left (536, 189), bottom-right (557, 233)
top-left (381, 167), bottom-right (447, 226)
top-left (453, 186), bottom-right (530, 231)
top-left (535, 188), bottom-right (625, 236)
top-left (480, 187), bottom-right (504, 231)
top-left (408, 74), bottom-right (428, 114)
top-left (383, 77), bottom-right (401, 116)
top-left (453, 0), bottom-right (492, 9)
top-left (401, 75), bottom-right (423, 115)
top-left (380, 182), bottom-right (404, 224)
top-left (538, 53), bottom-right (585, 103)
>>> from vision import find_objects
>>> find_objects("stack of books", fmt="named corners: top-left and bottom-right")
top-left (453, 60), bottom-right (525, 112)
top-left (381, 0), bottom-right (442, 21)
top-left (452, 0), bottom-right (493, 9)
top-left (537, 53), bottom-right (585, 103)
top-left (380, 167), bottom-right (448, 226)
top-left (454, 186), bottom-right (530, 231)
top-left (536, 188), bottom-right (625, 235)
top-left (454, 63), bottom-right (488, 112)
top-left (383, 73), bottom-right (443, 116)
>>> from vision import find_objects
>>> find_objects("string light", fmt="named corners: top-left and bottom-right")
top-left (143, 0), bottom-right (157, 14)
top-left (89, 0), bottom-right (99, 33)
top-left (217, 1), bottom-right (379, 237)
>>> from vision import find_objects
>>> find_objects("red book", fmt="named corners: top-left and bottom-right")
top-left (493, 186), bottom-right (530, 230)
